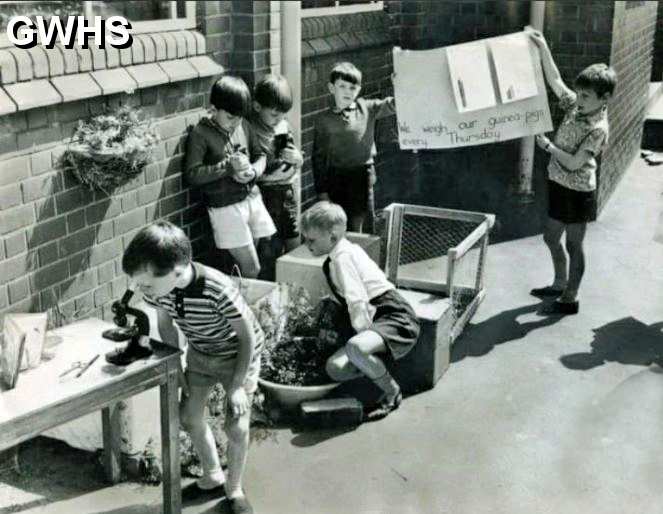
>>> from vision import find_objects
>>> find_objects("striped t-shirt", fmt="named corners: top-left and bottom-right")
top-left (143, 262), bottom-right (264, 357)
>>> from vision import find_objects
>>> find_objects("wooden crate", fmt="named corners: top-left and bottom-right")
top-left (382, 203), bottom-right (495, 391)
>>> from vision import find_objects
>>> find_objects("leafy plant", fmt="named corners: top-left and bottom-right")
top-left (59, 105), bottom-right (159, 194)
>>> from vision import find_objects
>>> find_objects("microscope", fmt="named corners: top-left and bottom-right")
top-left (102, 289), bottom-right (153, 366)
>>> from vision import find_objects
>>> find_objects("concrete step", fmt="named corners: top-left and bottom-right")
top-left (642, 83), bottom-right (663, 151)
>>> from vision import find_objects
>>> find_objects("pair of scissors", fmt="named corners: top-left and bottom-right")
top-left (59, 354), bottom-right (100, 378)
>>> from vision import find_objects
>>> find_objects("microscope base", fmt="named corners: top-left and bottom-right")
top-left (105, 340), bottom-right (153, 366)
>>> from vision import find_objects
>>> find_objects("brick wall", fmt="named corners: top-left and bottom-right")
top-left (650, 0), bottom-right (663, 81)
top-left (598, 0), bottom-right (658, 212)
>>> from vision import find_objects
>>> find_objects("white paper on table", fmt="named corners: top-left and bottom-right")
top-left (490, 35), bottom-right (538, 104)
top-left (446, 41), bottom-right (496, 113)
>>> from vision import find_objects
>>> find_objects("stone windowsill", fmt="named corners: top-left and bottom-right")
top-left (0, 30), bottom-right (224, 115)
top-left (301, 10), bottom-right (394, 59)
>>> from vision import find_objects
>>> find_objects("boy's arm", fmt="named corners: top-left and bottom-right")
top-left (312, 120), bottom-right (330, 198)
top-left (528, 30), bottom-right (575, 101)
top-left (185, 129), bottom-right (232, 186)
top-left (334, 254), bottom-right (374, 332)
top-left (537, 128), bottom-right (607, 171)
top-left (226, 315), bottom-right (256, 417)
top-left (367, 96), bottom-right (396, 120)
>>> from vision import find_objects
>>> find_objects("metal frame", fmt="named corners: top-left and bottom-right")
top-left (382, 202), bottom-right (495, 342)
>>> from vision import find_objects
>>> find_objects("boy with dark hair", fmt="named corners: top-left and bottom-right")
top-left (246, 74), bottom-right (304, 279)
top-left (186, 75), bottom-right (276, 278)
top-left (312, 61), bottom-right (395, 233)
top-left (528, 30), bottom-right (616, 315)
top-left (123, 221), bottom-right (263, 514)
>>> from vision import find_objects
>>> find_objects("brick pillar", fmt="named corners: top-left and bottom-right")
top-left (231, 1), bottom-right (272, 89)
top-left (197, 1), bottom-right (233, 69)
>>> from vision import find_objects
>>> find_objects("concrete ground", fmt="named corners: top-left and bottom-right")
top-left (2, 153), bottom-right (663, 514)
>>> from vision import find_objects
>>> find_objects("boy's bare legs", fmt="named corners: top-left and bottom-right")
top-left (561, 221), bottom-right (587, 302)
top-left (542, 217), bottom-right (568, 290)
top-left (228, 242), bottom-right (261, 278)
top-left (348, 212), bottom-right (366, 233)
top-left (224, 399), bottom-right (252, 503)
top-left (180, 382), bottom-right (225, 489)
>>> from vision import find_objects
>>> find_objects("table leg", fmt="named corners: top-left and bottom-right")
top-left (160, 363), bottom-right (181, 514)
top-left (101, 404), bottom-right (121, 483)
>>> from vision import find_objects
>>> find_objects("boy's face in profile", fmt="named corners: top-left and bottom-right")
top-left (575, 87), bottom-right (609, 115)
top-left (131, 265), bottom-right (183, 298)
top-left (302, 227), bottom-right (337, 257)
top-left (212, 107), bottom-right (242, 132)
top-left (254, 103), bottom-right (287, 128)
top-left (328, 78), bottom-right (361, 110)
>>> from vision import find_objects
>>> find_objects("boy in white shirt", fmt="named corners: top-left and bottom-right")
top-left (301, 201), bottom-right (420, 419)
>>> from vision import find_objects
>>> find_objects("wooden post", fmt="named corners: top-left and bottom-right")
top-left (160, 361), bottom-right (181, 514)
top-left (101, 403), bottom-right (122, 483)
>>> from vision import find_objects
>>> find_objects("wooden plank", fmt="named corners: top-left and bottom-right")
top-left (400, 203), bottom-right (490, 224)
top-left (452, 219), bottom-right (490, 257)
top-left (386, 204), bottom-right (404, 283)
top-left (160, 362), bottom-right (181, 514)
top-left (396, 278), bottom-right (448, 295)
top-left (102, 404), bottom-right (121, 483)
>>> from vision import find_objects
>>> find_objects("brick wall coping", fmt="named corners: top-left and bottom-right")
top-left (301, 11), bottom-right (393, 59)
top-left (0, 30), bottom-right (223, 115)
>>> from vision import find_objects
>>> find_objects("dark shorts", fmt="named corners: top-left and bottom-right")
top-left (548, 180), bottom-right (596, 224)
top-left (328, 165), bottom-right (374, 218)
top-left (261, 183), bottom-right (299, 239)
top-left (369, 289), bottom-right (421, 361)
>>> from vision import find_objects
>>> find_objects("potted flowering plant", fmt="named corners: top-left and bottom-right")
top-left (59, 106), bottom-right (159, 194)
top-left (253, 284), bottom-right (340, 411)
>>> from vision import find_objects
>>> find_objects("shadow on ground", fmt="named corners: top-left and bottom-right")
top-left (560, 317), bottom-right (663, 370)
top-left (451, 302), bottom-right (564, 363)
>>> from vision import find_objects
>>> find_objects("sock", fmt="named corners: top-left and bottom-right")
top-left (196, 468), bottom-right (225, 490)
top-left (373, 372), bottom-right (400, 402)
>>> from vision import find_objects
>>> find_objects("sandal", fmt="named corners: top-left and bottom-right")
top-left (366, 390), bottom-right (402, 422)
top-left (530, 285), bottom-right (564, 298)
top-left (228, 495), bottom-right (254, 514)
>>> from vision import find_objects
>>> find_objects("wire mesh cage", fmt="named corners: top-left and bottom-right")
top-left (381, 203), bottom-right (494, 342)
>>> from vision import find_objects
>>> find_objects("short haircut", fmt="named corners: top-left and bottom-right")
top-left (301, 201), bottom-right (347, 234)
top-left (122, 221), bottom-right (192, 277)
top-left (574, 63), bottom-right (617, 98)
top-left (254, 74), bottom-right (293, 112)
top-left (209, 75), bottom-right (252, 117)
top-left (329, 62), bottom-right (362, 86)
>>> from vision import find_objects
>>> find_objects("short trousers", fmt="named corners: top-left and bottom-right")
top-left (547, 180), bottom-right (596, 224)
top-left (185, 343), bottom-right (261, 394)
top-left (368, 289), bottom-right (421, 361)
top-left (327, 165), bottom-right (375, 218)
top-left (261, 183), bottom-right (299, 239)
top-left (208, 192), bottom-right (276, 249)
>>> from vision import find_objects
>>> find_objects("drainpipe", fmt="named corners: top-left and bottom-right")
top-left (281, 1), bottom-right (302, 220)
top-left (515, 0), bottom-right (546, 202)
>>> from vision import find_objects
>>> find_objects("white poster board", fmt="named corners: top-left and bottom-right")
top-left (393, 31), bottom-right (553, 150)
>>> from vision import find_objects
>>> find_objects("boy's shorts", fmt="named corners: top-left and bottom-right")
top-left (208, 192), bottom-right (276, 249)
top-left (547, 180), bottom-right (596, 224)
top-left (185, 343), bottom-right (261, 394)
top-left (261, 183), bottom-right (299, 240)
top-left (328, 164), bottom-right (374, 218)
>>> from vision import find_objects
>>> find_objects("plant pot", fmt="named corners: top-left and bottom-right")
top-left (258, 377), bottom-right (339, 412)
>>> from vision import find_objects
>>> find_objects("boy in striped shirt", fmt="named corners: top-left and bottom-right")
top-left (122, 221), bottom-right (262, 514)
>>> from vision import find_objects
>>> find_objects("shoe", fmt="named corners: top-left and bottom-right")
top-left (196, 470), bottom-right (225, 491)
top-left (530, 286), bottom-right (564, 298)
top-left (228, 495), bottom-right (254, 514)
top-left (105, 341), bottom-right (153, 366)
top-left (542, 300), bottom-right (579, 315)
top-left (366, 390), bottom-right (402, 422)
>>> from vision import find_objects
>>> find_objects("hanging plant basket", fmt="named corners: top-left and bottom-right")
top-left (59, 106), bottom-right (159, 194)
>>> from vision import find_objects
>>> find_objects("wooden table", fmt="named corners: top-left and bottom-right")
top-left (0, 318), bottom-right (182, 513)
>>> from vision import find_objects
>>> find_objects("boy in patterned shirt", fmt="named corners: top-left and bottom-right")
top-left (122, 221), bottom-right (262, 514)
top-left (528, 29), bottom-right (616, 315)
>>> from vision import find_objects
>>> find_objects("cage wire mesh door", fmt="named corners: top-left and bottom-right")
top-left (382, 204), bottom-right (495, 342)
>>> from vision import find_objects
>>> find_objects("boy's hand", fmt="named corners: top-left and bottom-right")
top-left (281, 146), bottom-right (303, 167)
top-left (228, 387), bottom-right (249, 418)
top-left (229, 152), bottom-right (250, 173)
top-left (233, 167), bottom-right (256, 184)
top-left (536, 134), bottom-right (552, 151)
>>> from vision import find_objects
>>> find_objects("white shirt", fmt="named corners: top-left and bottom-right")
top-left (328, 238), bottom-right (394, 332)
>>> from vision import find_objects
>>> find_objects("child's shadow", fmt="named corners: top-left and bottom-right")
top-left (560, 317), bottom-right (663, 370)
top-left (452, 302), bottom-right (563, 363)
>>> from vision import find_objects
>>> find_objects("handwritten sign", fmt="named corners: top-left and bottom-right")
top-left (393, 31), bottom-right (553, 150)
